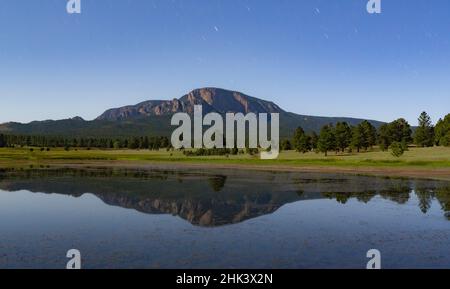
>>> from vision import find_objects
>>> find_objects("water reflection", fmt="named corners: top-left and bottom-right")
top-left (0, 167), bottom-right (449, 225)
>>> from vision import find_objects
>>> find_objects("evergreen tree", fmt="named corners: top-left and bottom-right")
top-left (113, 140), bottom-right (121, 149)
top-left (317, 124), bottom-right (336, 156)
top-left (334, 122), bottom-right (351, 152)
top-left (361, 121), bottom-right (377, 149)
top-left (291, 127), bottom-right (312, 153)
top-left (310, 131), bottom-right (319, 151)
top-left (128, 137), bottom-right (140, 149)
top-left (280, 139), bottom-right (292, 151)
top-left (298, 134), bottom-right (312, 153)
top-left (414, 111), bottom-right (435, 147)
top-left (390, 141), bottom-right (405, 157)
top-left (292, 127), bottom-right (305, 151)
top-left (378, 124), bottom-right (391, 151)
top-left (434, 114), bottom-right (450, 147)
top-left (160, 136), bottom-right (170, 148)
top-left (389, 118), bottom-right (412, 145)
top-left (350, 125), bottom-right (364, 153)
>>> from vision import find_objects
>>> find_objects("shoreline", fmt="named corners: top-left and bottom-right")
top-left (1, 146), bottom-right (449, 181)
top-left (2, 159), bottom-right (449, 181)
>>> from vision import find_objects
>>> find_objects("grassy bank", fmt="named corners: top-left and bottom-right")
top-left (0, 146), bottom-right (449, 180)
top-left (0, 146), bottom-right (449, 167)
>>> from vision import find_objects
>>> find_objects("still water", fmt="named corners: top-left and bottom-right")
top-left (0, 167), bottom-right (449, 269)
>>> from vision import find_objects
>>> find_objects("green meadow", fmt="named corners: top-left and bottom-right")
top-left (0, 146), bottom-right (449, 168)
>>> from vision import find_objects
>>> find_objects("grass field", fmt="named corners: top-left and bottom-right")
top-left (0, 146), bottom-right (449, 168)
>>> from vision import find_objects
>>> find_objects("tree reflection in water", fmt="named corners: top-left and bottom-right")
top-left (0, 167), bottom-right (449, 225)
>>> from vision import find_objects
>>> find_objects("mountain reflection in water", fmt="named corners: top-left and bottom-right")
top-left (0, 167), bottom-right (449, 227)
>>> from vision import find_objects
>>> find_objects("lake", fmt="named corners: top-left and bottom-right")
top-left (0, 167), bottom-right (449, 269)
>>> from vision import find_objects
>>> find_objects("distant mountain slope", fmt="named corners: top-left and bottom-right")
top-left (0, 116), bottom-right (173, 138)
top-left (0, 87), bottom-right (384, 138)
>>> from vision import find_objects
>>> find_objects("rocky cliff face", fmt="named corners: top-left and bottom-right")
top-left (96, 193), bottom-right (285, 227)
top-left (96, 87), bottom-right (284, 120)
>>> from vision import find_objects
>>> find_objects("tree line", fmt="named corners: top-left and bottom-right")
top-left (283, 112), bottom-right (450, 156)
top-left (0, 112), bottom-right (448, 156)
top-left (0, 134), bottom-right (171, 150)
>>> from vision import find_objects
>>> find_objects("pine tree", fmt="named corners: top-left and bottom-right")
top-left (434, 114), bottom-right (450, 147)
top-left (378, 124), bottom-right (391, 151)
top-left (350, 125), bottom-right (364, 153)
top-left (414, 111), bottom-right (435, 147)
top-left (317, 125), bottom-right (336, 156)
top-left (292, 127), bottom-right (305, 152)
top-left (361, 121), bottom-right (377, 149)
top-left (390, 141), bottom-right (405, 157)
top-left (298, 134), bottom-right (312, 153)
top-left (389, 118), bottom-right (412, 145)
top-left (310, 131), bottom-right (319, 151)
top-left (280, 139), bottom-right (292, 151)
top-left (334, 122), bottom-right (351, 152)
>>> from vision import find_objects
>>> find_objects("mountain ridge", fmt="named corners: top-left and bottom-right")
top-left (0, 87), bottom-right (384, 138)
top-left (96, 87), bottom-right (284, 121)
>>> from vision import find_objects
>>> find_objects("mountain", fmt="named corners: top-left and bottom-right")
top-left (0, 87), bottom-right (384, 138)
top-left (96, 88), bottom-right (284, 120)
top-left (0, 168), bottom-right (309, 226)
top-left (2, 168), bottom-right (447, 226)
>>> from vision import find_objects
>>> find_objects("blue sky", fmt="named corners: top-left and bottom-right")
top-left (0, 0), bottom-right (449, 125)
